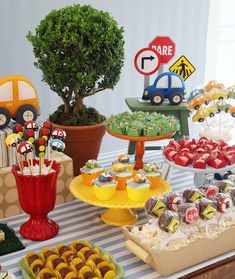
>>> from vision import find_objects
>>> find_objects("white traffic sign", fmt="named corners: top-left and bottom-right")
top-left (134, 47), bottom-right (160, 76)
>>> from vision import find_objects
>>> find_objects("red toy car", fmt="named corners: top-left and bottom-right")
top-left (24, 120), bottom-right (38, 131)
top-left (51, 128), bottom-right (66, 141)
top-left (17, 141), bottom-right (33, 155)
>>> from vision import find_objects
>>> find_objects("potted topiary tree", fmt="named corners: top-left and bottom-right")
top-left (27, 4), bottom-right (125, 175)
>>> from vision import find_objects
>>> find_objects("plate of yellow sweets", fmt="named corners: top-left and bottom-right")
top-left (18, 240), bottom-right (124, 279)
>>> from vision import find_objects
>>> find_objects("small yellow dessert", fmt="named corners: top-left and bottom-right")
top-left (126, 173), bottom-right (150, 202)
top-left (92, 173), bottom-right (117, 201)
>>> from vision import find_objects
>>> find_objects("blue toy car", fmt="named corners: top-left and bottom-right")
top-left (142, 72), bottom-right (186, 105)
top-left (185, 88), bottom-right (204, 103)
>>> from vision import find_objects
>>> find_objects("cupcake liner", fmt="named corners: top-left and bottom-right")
top-left (81, 171), bottom-right (103, 186)
top-left (93, 185), bottom-right (117, 201)
top-left (126, 185), bottom-right (150, 202)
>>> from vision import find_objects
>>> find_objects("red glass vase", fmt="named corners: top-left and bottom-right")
top-left (12, 159), bottom-right (61, 241)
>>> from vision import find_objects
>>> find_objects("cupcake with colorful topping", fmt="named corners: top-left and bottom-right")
top-left (92, 173), bottom-right (117, 201)
top-left (109, 163), bottom-right (133, 190)
top-left (112, 154), bottom-right (133, 170)
top-left (126, 173), bottom-right (150, 202)
top-left (80, 160), bottom-right (104, 186)
top-left (138, 163), bottom-right (161, 189)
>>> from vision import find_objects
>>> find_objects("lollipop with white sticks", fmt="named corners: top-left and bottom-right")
top-left (5, 134), bottom-right (22, 173)
top-left (188, 80), bottom-right (235, 142)
top-left (51, 128), bottom-right (66, 141)
top-left (48, 138), bottom-right (65, 173)
top-left (17, 141), bottom-right (33, 175)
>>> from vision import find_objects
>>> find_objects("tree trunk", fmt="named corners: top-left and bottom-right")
top-left (60, 95), bottom-right (70, 113)
top-left (63, 103), bottom-right (69, 113)
top-left (73, 96), bottom-right (84, 113)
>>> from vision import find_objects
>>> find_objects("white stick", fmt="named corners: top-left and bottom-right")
top-left (14, 148), bottom-right (23, 174)
top-left (48, 151), bottom-right (56, 174)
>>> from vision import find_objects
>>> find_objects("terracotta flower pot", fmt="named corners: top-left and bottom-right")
top-left (51, 122), bottom-right (106, 175)
top-left (12, 159), bottom-right (61, 241)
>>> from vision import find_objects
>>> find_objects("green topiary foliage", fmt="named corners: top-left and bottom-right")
top-left (27, 4), bottom-right (125, 126)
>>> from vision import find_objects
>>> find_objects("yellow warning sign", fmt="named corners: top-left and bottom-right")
top-left (169, 55), bottom-right (195, 81)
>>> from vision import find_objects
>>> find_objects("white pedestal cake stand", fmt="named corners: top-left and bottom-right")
top-left (164, 157), bottom-right (235, 187)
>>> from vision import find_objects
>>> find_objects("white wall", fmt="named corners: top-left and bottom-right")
top-left (0, 0), bottom-right (210, 153)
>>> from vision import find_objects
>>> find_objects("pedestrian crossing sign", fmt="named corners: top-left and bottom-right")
top-left (169, 55), bottom-right (196, 81)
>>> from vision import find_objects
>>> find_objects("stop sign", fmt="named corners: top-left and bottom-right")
top-left (149, 36), bottom-right (175, 64)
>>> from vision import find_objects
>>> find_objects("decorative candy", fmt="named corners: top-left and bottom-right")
top-left (50, 139), bottom-right (65, 152)
top-left (17, 141), bottom-right (33, 175)
top-left (143, 163), bottom-right (158, 173)
top-left (24, 120), bottom-right (38, 131)
top-left (133, 173), bottom-right (146, 183)
top-left (174, 154), bottom-right (190, 167)
top-left (12, 124), bottom-right (24, 137)
top-left (163, 192), bottom-right (182, 211)
top-left (35, 138), bottom-right (46, 158)
top-left (112, 163), bottom-right (126, 172)
top-left (183, 188), bottom-right (204, 203)
top-left (48, 139), bottom-right (66, 174)
top-left (118, 154), bottom-right (130, 164)
top-left (5, 134), bottom-right (23, 173)
top-left (51, 128), bottom-right (66, 141)
top-left (86, 159), bottom-right (99, 169)
top-left (23, 129), bottom-right (35, 144)
top-left (188, 94), bottom-right (211, 110)
top-left (212, 193), bottom-right (232, 213)
top-left (204, 80), bottom-right (224, 92)
top-left (228, 106), bottom-right (235, 118)
top-left (98, 173), bottom-right (113, 182)
top-left (164, 137), bottom-right (235, 169)
top-left (158, 210), bottom-right (181, 233)
top-left (17, 141), bottom-right (33, 156)
top-left (199, 198), bottom-right (217, 220)
top-left (5, 134), bottom-right (21, 147)
top-left (39, 128), bottom-right (51, 143)
top-left (145, 196), bottom-right (167, 217)
top-left (127, 126), bottom-right (141, 137)
top-left (185, 88), bottom-right (204, 103)
top-left (208, 158), bottom-right (227, 169)
top-left (43, 121), bottom-right (52, 132)
top-left (192, 106), bottom-right (218, 123)
top-left (177, 203), bottom-right (199, 224)
top-left (199, 184), bottom-right (219, 199)
top-left (106, 111), bottom-right (180, 137)
top-left (217, 180), bottom-right (234, 193)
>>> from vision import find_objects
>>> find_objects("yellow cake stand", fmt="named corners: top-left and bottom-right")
top-left (69, 175), bottom-right (171, 226)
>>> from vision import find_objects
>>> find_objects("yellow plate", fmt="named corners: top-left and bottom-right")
top-left (69, 175), bottom-right (171, 226)
top-left (70, 175), bottom-right (171, 209)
